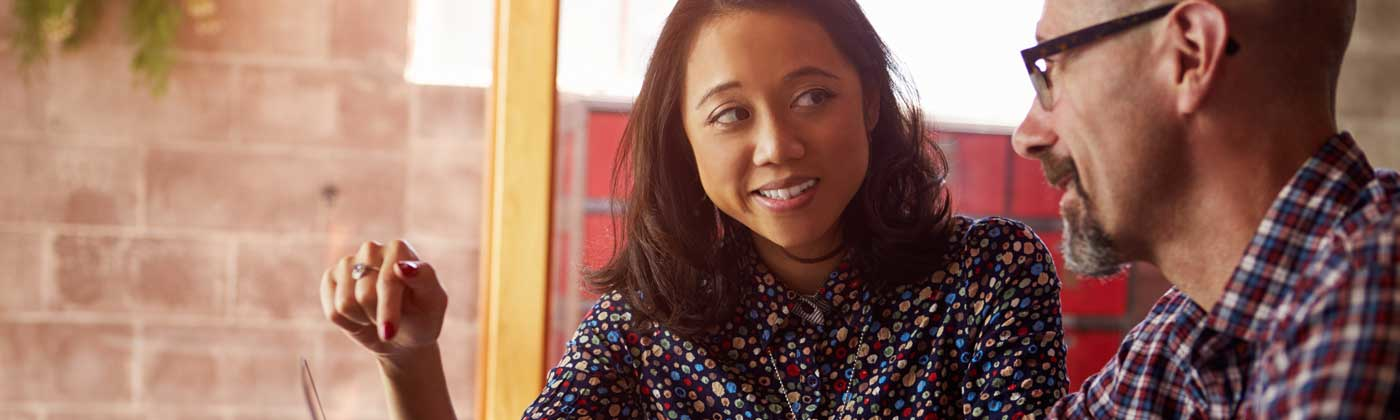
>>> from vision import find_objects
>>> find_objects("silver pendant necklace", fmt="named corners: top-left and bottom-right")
top-left (765, 289), bottom-right (875, 420)
top-left (765, 285), bottom-right (939, 419)
top-left (791, 293), bottom-right (833, 326)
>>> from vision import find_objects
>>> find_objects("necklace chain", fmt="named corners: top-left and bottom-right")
top-left (765, 291), bottom-right (873, 420)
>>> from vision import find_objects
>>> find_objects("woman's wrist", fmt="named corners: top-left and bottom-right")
top-left (376, 343), bottom-right (443, 377)
top-left (375, 343), bottom-right (457, 420)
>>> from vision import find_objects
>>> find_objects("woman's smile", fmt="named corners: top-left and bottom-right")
top-left (752, 177), bottom-right (820, 212)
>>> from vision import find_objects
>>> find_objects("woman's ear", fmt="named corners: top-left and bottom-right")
top-left (864, 90), bottom-right (881, 133)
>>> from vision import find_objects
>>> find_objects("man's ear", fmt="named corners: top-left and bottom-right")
top-left (1165, 1), bottom-right (1231, 115)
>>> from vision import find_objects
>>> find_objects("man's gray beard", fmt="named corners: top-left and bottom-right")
top-left (1061, 195), bottom-right (1124, 277)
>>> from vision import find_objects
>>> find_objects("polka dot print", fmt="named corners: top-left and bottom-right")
top-left (524, 216), bottom-right (1068, 419)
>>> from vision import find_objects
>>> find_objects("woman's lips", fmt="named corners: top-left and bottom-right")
top-left (752, 178), bottom-right (819, 212)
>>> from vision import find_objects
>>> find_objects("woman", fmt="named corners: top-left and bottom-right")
top-left (320, 0), bottom-right (1068, 418)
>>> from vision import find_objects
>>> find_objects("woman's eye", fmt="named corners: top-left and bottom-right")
top-left (795, 89), bottom-right (832, 107)
top-left (711, 107), bottom-right (751, 125)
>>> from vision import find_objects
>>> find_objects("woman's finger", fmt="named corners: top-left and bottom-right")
top-left (376, 240), bottom-right (429, 341)
top-left (326, 269), bottom-right (365, 332)
top-left (383, 240), bottom-right (441, 294)
top-left (353, 241), bottom-right (384, 324)
top-left (382, 239), bottom-right (420, 264)
top-left (355, 270), bottom-right (379, 326)
top-left (394, 259), bottom-right (440, 294)
top-left (319, 267), bottom-right (337, 320)
top-left (377, 260), bottom-right (440, 341)
top-left (333, 255), bottom-right (371, 326)
top-left (376, 265), bottom-right (405, 341)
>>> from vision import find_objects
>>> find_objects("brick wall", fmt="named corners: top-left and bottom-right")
top-left (1338, 0), bottom-right (1400, 168)
top-left (0, 1), bottom-right (485, 419)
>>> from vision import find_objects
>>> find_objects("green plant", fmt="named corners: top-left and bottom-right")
top-left (10, 0), bottom-right (184, 95)
top-left (127, 0), bottom-right (179, 94)
top-left (11, 0), bottom-right (101, 62)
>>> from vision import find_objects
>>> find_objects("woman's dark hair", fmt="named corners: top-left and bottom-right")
top-left (588, 0), bottom-right (953, 338)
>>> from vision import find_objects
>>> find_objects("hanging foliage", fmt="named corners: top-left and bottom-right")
top-left (9, 0), bottom-right (192, 95)
top-left (11, 0), bottom-right (101, 62)
top-left (127, 0), bottom-right (180, 94)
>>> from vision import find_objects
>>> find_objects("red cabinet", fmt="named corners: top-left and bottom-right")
top-left (947, 134), bottom-right (1009, 215)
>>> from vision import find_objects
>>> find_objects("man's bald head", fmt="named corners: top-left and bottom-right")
top-left (1225, 0), bottom-right (1354, 97)
top-left (1089, 0), bottom-right (1357, 103)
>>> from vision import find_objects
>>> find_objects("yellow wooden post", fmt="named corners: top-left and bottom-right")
top-left (478, 0), bottom-right (559, 418)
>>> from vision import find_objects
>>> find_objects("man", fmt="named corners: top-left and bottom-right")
top-left (1013, 0), bottom-right (1399, 418)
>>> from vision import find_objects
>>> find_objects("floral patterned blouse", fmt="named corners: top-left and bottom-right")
top-left (523, 216), bottom-right (1068, 419)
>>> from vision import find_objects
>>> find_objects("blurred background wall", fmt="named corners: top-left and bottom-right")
top-left (0, 1), bottom-right (483, 418)
top-left (0, 1), bottom-right (1396, 419)
top-left (1339, 1), bottom-right (1400, 166)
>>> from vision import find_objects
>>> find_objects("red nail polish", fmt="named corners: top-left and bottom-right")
top-left (381, 321), bottom-right (397, 341)
top-left (396, 261), bottom-right (420, 278)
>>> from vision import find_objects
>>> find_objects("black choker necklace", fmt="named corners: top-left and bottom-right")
top-left (780, 243), bottom-right (846, 264)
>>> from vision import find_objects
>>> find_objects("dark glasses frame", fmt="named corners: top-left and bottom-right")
top-left (1020, 2), bottom-right (1240, 109)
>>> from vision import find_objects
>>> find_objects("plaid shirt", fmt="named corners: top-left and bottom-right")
top-left (1049, 133), bottom-right (1400, 419)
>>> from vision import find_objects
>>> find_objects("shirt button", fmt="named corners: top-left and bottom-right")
top-left (806, 376), bottom-right (819, 387)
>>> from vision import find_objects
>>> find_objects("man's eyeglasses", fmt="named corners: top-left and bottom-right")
top-left (1020, 2), bottom-right (1240, 110)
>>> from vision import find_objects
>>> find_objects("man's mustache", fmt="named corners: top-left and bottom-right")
top-left (1041, 157), bottom-right (1078, 190)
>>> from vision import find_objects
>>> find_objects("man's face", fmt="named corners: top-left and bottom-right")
top-left (1012, 0), bottom-right (1188, 276)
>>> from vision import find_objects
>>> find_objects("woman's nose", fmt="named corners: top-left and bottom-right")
top-left (752, 117), bottom-right (806, 166)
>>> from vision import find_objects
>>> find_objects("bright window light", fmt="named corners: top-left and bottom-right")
top-left (862, 2), bottom-right (1045, 127)
top-left (404, 0), bottom-right (495, 87)
top-left (407, 0), bottom-right (1045, 127)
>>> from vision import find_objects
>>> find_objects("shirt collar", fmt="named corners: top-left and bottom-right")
top-left (1208, 132), bottom-right (1376, 339)
top-left (742, 249), bottom-right (866, 349)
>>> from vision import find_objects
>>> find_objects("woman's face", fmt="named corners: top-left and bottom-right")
top-left (681, 9), bottom-right (874, 254)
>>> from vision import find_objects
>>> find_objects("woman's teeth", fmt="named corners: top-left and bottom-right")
top-left (757, 179), bottom-right (817, 200)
